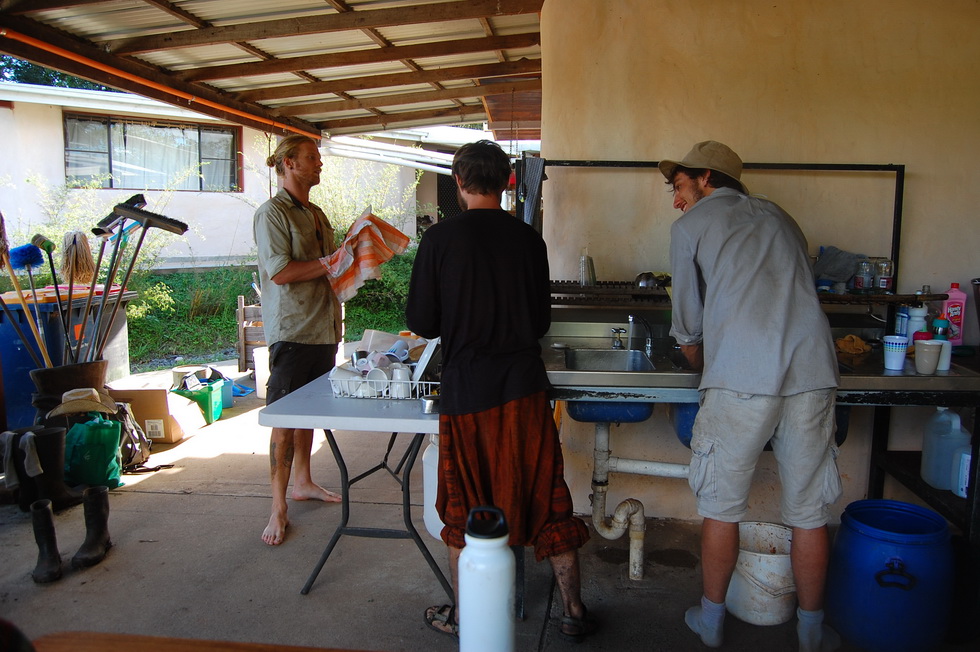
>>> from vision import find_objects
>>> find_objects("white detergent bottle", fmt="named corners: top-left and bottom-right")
top-left (921, 407), bottom-right (971, 490)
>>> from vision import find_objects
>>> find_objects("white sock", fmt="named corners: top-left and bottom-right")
top-left (797, 607), bottom-right (841, 652)
top-left (685, 595), bottom-right (725, 648)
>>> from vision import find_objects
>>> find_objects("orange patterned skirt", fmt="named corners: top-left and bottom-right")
top-left (437, 391), bottom-right (589, 561)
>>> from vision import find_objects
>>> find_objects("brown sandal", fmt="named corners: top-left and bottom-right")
top-left (558, 605), bottom-right (599, 643)
top-left (424, 604), bottom-right (459, 640)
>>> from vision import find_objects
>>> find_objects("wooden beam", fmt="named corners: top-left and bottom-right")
top-left (317, 105), bottom-right (486, 135)
top-left (140, 0), bottom-right (210, 28)
top-left (180, 33), bottom-right (540, 82)
top-left (108, 0), bottom-right (545, 55)
top-left (0, 16), bottom-right (320, 137)
top-left (238, 59), bottom-right (540, 102)
top-left (276, 78), bottom-right (540, 116)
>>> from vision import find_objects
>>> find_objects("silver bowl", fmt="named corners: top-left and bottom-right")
top-left (635, 271), bottom-right (658, 287)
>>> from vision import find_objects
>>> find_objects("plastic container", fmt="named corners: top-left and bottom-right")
top-left (873, 259), bottom-right (894, 292)
top-left (920, 407), bottom-right (970, 490)
top-left (907, 306), bottom-right (929, 336)
top-left (941, 283), bottom-right (967, 346)
top-left (459, 506), bottom-right (515, 652)
top-left (421, 434), bottom-right (446, 541)
top-left (725, 522), bottom-right (797, 626)
top-left (253, 346), bottom-right (270, 400)
top-left (826, 500), bottom-right (954, 652)
top-left (172, 379), bottom-right (223, 424)
top-left (853, 260), bottom-right (874, 293)
top-left (951, 445), bottom-right (972, 499)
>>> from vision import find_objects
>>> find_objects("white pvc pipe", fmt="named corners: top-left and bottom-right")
top-left (609, 457), bottom-right (689, 478)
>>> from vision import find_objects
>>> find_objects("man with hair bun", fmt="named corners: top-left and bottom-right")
top-left (253, 134), bottom-right (343, 546)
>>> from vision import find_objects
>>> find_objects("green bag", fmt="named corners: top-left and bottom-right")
top-left (64, 414), bottom-right (123, 488)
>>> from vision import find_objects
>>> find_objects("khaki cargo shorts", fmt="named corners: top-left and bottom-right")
top-left (688, 387), bottom-right (842, 529)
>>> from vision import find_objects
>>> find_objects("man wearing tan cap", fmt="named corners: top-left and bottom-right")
top-left (661, 141), bottom-right (841, 651)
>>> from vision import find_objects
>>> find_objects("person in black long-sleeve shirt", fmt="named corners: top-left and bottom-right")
top-left (407, 140), bottom-right (597, 643)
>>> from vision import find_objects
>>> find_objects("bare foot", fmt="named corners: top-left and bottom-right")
top-left (262, 512), bottom-right (289, 546)
top-left (291, 482), bottom-right (341, 503)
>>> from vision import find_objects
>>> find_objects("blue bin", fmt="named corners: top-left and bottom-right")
top-left (826, 499), bottom-right (954, 652)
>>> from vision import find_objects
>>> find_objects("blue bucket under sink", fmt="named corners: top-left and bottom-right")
top-left (565, 401), bottom-right (653, 423)
top-left (669, 403), bottom-right (699, 448)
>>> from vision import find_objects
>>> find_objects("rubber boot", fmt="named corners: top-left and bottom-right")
top-left (31, 427), bottom-right (83, 512)
top-left (11, 430), bottom-right (40, 513)
top-left (30, 499), bottom-right (62, 583)
top-left (72, 485), bottom-right (111, 569)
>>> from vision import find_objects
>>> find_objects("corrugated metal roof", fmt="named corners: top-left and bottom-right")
top-left (0, 0), bottom-right (543, 138)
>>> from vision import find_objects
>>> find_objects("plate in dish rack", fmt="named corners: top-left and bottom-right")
top-left (412, 337), bottom-right (440, 385)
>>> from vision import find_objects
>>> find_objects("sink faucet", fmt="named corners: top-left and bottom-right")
top-left (611, 327), bottom-right (626, 349)
top-left (628, 314), bottom-right (653, 357)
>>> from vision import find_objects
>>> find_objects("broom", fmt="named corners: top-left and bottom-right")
top-left (31, 233), bottom-right (72, 362)
top-left (0, 211), bottom-right (52, 367)
top-left (9, 243), bottom-right (49, 356)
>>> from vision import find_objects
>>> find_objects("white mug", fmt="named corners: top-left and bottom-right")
top-left (387, 339), bottom-right (410, 362)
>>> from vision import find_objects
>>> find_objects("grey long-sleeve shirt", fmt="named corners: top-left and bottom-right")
top-left (669, 188), bottom-right (838, 396)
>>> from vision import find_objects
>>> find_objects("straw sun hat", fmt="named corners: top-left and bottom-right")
top-left (46, 388), bottom-right (118, 419)
top-left (658, 140), bottom-right (748, 194)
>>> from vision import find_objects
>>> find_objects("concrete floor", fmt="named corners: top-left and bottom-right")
top-left (0, 361), bottom-right (974, 651)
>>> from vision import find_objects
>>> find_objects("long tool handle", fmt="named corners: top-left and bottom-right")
top-left (96, 227), bottom-right (147, 360)
top-left (44, 249), bottom-right (73, 362)
top-left (2, 258), bottom-right (52, 367)
top-left (75, 231), bottom-right (111, 362)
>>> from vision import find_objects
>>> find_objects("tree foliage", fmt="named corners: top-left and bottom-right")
top-left (0, 55), bottom-right (116, 92)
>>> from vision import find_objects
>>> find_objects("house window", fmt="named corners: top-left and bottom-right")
top-left (64, 114), bottom-right (240, 191)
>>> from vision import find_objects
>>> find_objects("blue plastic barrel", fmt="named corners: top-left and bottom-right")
top-left (825, 499), bottom-right (954, 652)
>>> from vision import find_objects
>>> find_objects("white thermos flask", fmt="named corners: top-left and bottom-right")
top-left (459, 506), bottom-right (515, 652)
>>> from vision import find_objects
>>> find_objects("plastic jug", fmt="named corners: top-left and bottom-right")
top-left (459, 506), bottom-right (515, 652)
top-left (920, 407), bottom-right (970, 490)
top-left (950, 445), bottom-right (972, 499)
top-left (421, 434), bottom-right (445, 540)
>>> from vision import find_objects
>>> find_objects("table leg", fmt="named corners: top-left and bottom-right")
top-left (299, 430), bottom-right (454, 603)
top-left (300, 429), bottom-right (350, 595)
top-left (401, 433), bottom-right (455, 602)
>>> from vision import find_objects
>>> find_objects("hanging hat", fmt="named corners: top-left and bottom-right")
top-left (658, 140), bottom-right (748, 194)
top-left (46, 388), bottom-right (118, 418)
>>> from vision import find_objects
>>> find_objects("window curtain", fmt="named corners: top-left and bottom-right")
top-left (111, 122), bottom-right (199, 190)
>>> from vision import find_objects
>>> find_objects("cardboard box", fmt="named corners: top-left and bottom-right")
top-left (107, 385), bottom-right (207, 444)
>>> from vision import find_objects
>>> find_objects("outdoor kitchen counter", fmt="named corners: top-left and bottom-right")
top-left (541, 335), bottom-right (980, 548)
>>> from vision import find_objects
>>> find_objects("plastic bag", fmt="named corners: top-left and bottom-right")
top-left (64, 413), bottom-right (122, 488)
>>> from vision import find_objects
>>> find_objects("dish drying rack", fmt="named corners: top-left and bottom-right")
top-left (329, 364), bottom-right (439, 400)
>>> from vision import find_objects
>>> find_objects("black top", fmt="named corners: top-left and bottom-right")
top-left (406, 208), bottom-right (552, 415)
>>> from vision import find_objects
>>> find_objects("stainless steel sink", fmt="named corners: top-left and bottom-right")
top-left (564, 348), bottom-right (656, 372)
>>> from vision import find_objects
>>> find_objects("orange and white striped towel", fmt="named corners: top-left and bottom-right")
top-left (325, 213), bottom-right (410, 303)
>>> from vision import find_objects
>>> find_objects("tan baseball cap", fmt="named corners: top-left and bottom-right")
top-left (659, 140), bottom-right (748, 194)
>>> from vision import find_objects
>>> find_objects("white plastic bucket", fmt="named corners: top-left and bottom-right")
top-left (725, 521), bottom-right (797, 626)
top-left (253, 346), bottom-right (270, 400)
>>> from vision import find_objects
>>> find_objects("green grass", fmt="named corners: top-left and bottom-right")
top-left (125, 246), bottom-right (416, 372)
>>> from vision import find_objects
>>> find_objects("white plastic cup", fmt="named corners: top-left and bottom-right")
top-left (366, 367), bottom-right (390, 395)
top-left (882, 335), bottom-right (909, 371)
top-left (390, 366), bottom-right (411, 399)
top-left (328, 365), bottom-right (362, 396)
top-left (936, 340), bottom-right (952, 372)
top-left (914, 340), bottom-right (943, 375)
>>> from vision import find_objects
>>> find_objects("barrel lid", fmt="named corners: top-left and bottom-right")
top-left (465, 506), bottom-right (509, 539)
